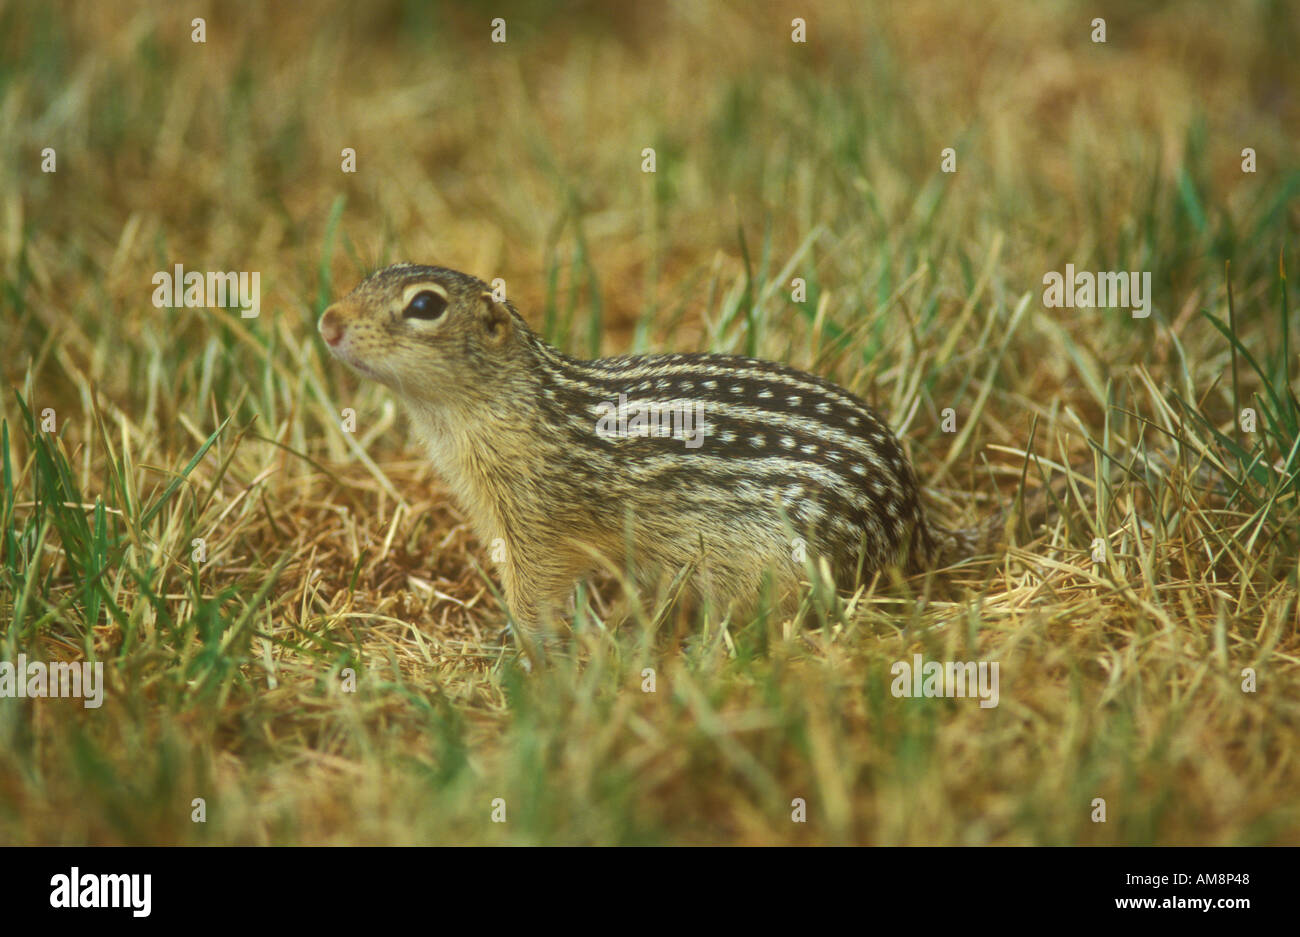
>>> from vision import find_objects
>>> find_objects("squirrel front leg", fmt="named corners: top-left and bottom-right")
top-left (500, 554), bottom-right (570, 667)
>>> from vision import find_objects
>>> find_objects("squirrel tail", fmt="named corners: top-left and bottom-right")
top-left (916, 460), bottom-right (1089, 570)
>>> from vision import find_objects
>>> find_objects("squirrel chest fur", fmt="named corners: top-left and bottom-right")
top-left (320, 263), bottom-right (973, 654)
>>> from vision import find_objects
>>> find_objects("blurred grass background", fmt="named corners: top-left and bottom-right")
top-left (0, 0), bottom-right (1297, 844)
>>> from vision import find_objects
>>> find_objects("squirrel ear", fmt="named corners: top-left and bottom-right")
top-left (479, 292), bottom-right (513, 341)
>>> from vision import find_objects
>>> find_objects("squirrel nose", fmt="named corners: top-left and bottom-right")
top-left (319, 305), bottom-right (345, 346)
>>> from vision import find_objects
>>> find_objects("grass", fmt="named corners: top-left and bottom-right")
top-left (0, 0), bottom-right (1297, 844)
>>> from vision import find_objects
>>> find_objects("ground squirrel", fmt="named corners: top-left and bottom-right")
top-left (319, 263), bottom-right (998, 660)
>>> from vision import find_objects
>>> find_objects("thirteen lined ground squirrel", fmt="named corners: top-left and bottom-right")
top-left (319, 263), bottom-right (994, 659)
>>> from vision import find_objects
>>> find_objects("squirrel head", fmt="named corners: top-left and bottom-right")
top-left (319, 263), bottom-right (522, 402)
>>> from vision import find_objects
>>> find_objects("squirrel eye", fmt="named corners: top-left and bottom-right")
top-left (403, 290), bottom-right (447, 320)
